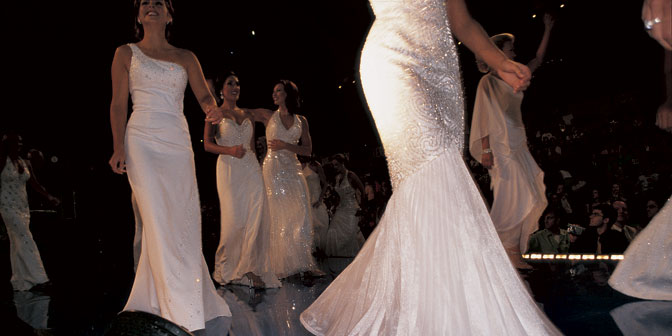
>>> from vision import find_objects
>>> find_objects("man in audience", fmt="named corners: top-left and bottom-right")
top-left (527, 209), bottom-right (570, 254)
top-left (574, 204), bottom-right (628, 254)
top-left (611, 201), bottom-right (638, 241)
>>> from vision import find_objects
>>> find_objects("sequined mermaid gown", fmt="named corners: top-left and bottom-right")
top-left (123, 43), bottom-right (230, 331)
top-left (262, 111), bottom-right (318, 278)
top-left (212, 118), bottom-right (281, 288)
top-left (609, 196), bottom-right (672, 300)
top-left (0, 158), bottom-right (49, 291)
top-left (325, 171), bottom-right (365, 257)
top-left (300, 1), bottom-right (560, 334)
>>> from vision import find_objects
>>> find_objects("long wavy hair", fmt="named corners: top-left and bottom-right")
top-left (276, 79), bottom-right (301, 115)
top-left (134, 0), bottom-right (175, 41)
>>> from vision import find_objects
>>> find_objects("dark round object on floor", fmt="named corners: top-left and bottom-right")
top-left (104, 310), bottom-right (193, 336)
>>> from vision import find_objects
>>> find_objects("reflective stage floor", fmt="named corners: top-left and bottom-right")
top-left (2, 217), bottom-right (671, 335)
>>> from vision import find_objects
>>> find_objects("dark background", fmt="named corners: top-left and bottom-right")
top-left (0, 0), bottom-right (668, 302)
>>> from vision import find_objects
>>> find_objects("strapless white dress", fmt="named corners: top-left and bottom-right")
top-left (212, 118), bottom-right (281, 288)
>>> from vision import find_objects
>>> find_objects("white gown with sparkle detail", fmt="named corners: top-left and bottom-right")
top-left (325, 171), bottom-right (365, 257)
top-left (300, 1), bottom-right (560, 335)
top-left (212, 118), bottom-right (281, 288)
top-left (262, 111), bottom-right (318, 278)
top-left (609, 197), bottom-right (672, 300)
top-left (0, 157), bottom-right (49, 291)
top-left (122, 43), bottom-right (230, 331)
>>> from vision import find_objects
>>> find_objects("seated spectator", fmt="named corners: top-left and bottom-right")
top-left (609, 183), bottom-right (628, 204)
top-left (611, 201), bottom-right (639, 241)
top-left (526, 209), bottom-right (570, 254)
top-left (644, 198), bottom-right (661, 225)
top-left (573, 204), bottom-right (629, 254)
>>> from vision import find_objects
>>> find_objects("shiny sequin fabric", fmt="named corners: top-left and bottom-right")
top-left (262, 111), bottom-right (318, 278)
top-left (609, 197), bottom-right (672, 300)
top-left (0, 157), bottom-right (50, 291)
top-left (301, 1), bottom-right (561, 334)
top-left (123, 43), bottom-right (230, 331)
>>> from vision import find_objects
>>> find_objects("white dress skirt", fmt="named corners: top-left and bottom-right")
top-left (609, 196), bottom-right (672, 300)
top-left (212, 118), bottom-right (280, 288)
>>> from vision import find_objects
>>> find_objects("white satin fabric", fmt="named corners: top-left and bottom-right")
top-left (1, 157), bottom-right (49, 291)
top-left (303, 165), bottom-right (329, 252)
top-left (212, 118), bottom-right (280, 288)
top-left (609, 197), bottom-right (672, 300)
top-left (469, 74), bottom-right (547, 253)
top-left (300, 1), bottom-right (560, 334)
top-left (123, 43), bottom-right (230, 331)
top-left (325, 172), bottom-right (365, 257)
top-left (262, 111), bottom-right (318, 278)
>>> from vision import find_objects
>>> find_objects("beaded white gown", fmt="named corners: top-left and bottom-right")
top-left (608, 197), bottom-right (672, 300)
top-left (0, 157), bottom-right (49, 291)
top-left (212, 118), bottom-right (281, 288)
top-left (262, 111), bottom-right (318, 278)
top-left (123, 43), bottom-right (230, 331)
top-left (303, 165), bottom-right (329, 252)
top-left (300, 1), bottom-right (560, 335)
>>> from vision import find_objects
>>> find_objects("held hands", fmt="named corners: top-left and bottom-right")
top-left (495, 59), bottom-right (532, 93)
top-left (228, 145), bottom-right (246, 158)
top-left (205, 105), bottom-right (224, 125)
top-left (109, 149), bottom-right (127, 174)
top-left (481, 152), bottom-right (494, 169)
top-left (643, 0), bottom-right (672, 50)
top-left (268, 139), bottom-right (290, 151)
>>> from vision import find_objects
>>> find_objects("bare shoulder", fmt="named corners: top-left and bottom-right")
top-left (298, 114), bottom-right (309, 124)
top-left (173, 47), bottom-right (199, 67)
top-left (114, 44), bottom-right (133, 61)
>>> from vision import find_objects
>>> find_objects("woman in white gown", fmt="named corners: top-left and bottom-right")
top-left (108, 0), bottom-right (229, 331)
top-left (301, 157), bottom-right (329, 253)
top-left (204, 73), bottom-right (280, 288)
top-left (469, 15), bottom-right (554, 269)
top-left (300, 0), bottom-right (561, 334)
top-left (1, 133), bottom-right (59, 291)
top-left (248, 80), bottom-right (320, 278)
top-left (325, 154), bottom-right (365, 257)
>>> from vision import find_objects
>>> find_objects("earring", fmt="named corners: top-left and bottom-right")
top-left (219, 92), bottom-right (224, 100)
top-left (137, 20), bottom-right (142, 25)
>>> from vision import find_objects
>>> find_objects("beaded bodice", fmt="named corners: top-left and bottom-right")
top-left (128, 43), bottom-right (188, 116)
top-left (361, 0), bottom-right (465, 189)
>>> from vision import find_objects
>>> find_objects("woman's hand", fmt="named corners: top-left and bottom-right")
top-left (543, 13), bottom-right (555, 29)
top-left (268, 139), bottom-right (290, 151)
top-left (228, 145), bottom-right (246, 158)
top-left (656, 101), bottom-right (672, 132)
top-left (109, 149), bottom-right (127, 174)
top-left (643, 0), bottom-right (672, 50)
top-left (481, 152), bottom-right (494, 169)
top-left (495, 59), bottom-right (531, 93)
top-left (205, 105), bottom-right (224, 125)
